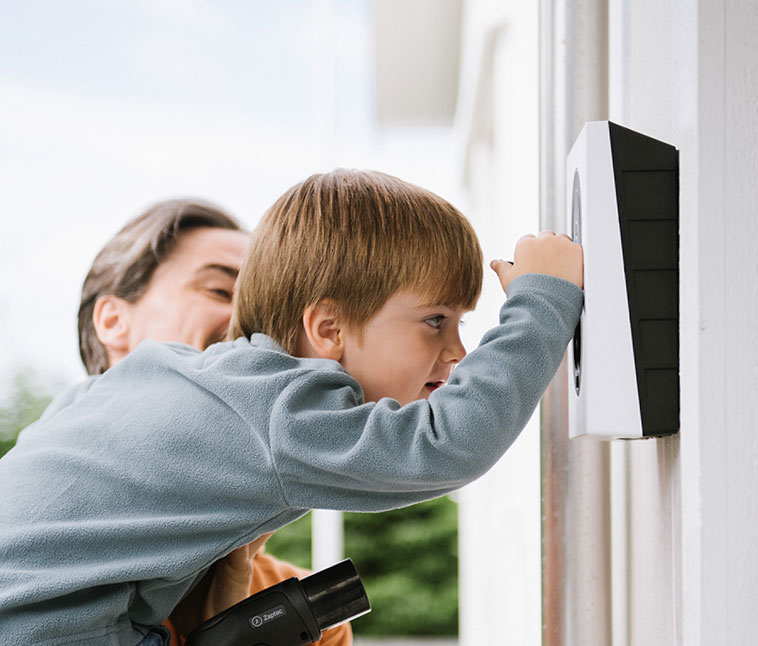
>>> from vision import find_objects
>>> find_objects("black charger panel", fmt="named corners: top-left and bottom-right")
top-left (608, 122), bottom-right (679, 436)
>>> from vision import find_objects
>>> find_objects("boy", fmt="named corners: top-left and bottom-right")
top-left (0, 169), bottom-right (583, 645)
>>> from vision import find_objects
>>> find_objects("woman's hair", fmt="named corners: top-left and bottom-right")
top-left (229, 169), bottom-right (482, 353)
top-left (79, 198), bottom-right (242, 374)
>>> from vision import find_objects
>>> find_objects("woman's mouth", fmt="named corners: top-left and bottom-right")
top-left (425, 380), bottom-right (445, 393)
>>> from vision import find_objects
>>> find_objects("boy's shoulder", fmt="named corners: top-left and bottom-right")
top-left (38, 375), bottom-right (100, 423)
top-left (126, 334), bottom-right (348, 380)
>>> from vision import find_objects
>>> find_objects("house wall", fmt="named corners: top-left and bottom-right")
top-left (668, 1), bottom-right (758, 644)
top-left (539, 2), bottom-right (612, 645)
top-left (374, 0), bottom-right (758, 642)
top-left (542, 0), bottom-right (758, 644)
top-left (455, 2), bottom-right (541, 645)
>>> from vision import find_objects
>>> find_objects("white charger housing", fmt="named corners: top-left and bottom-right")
top-left (566, 121), bottom-right (679, 439)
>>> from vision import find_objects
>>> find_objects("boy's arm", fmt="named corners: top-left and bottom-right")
top-left (270, 231), bottom-right (583, 511)
top-left (269, 272), bottom-right (582, 512)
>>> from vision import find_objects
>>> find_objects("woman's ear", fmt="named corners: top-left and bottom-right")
top-left (299, 299), bottom-right (345, 361)
top-left (92, 294), bottom-right (132, 366)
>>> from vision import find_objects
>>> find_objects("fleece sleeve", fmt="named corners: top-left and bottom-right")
top-left (268, 274), bottom-right (582, 512)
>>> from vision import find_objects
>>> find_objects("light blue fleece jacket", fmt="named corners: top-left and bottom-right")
top-left (0, 275), bottom-right (582, 646)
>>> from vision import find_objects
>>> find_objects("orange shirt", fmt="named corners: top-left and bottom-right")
top-left (164, 550), bottom-right (352, 645)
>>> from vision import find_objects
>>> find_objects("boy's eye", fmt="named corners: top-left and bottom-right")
top-left (424, 315), bottom-right (445, 329)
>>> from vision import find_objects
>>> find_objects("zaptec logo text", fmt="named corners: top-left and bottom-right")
top-left (249, 604), bottom-right (287, 628)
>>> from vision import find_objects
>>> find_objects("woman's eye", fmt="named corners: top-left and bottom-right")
top-left (209, 288), bottom-right (232, 300)
top-left (424, 315), bottom-right (444, 329)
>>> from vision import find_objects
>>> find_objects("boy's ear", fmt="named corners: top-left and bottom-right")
top-left (92, 294), bottom-right (132, 365)
top-left (300, 299), bottom-right (345, 361)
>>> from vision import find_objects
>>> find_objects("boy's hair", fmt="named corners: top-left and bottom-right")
top-left (229, 169), bottom-right (483, 353)
top-left (79, 198), bottom-right (243, 375)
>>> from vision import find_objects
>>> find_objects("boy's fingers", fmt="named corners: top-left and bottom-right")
top-left (494, 232), bottom-right (584, 290)
top-left (490, 259), bottom-right (514, 271)
top-left (490, 259), bottom-right (515, 290)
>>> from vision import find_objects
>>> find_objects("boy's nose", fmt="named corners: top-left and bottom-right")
top-left (441, 333), bottom-right (467, 364)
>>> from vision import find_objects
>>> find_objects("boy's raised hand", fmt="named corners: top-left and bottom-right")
top-left (490, 231), bottom-right (584, 292)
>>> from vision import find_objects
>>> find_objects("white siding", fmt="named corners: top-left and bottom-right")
top-left (455, 2), bottom-right (541, 645)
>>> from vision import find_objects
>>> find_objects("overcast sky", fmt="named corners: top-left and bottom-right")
top-left (0, 0), bottom-right (464, 398)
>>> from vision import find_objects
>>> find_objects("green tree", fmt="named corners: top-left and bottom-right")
top-left (265, 512), bottom-right (313, 570)
top-left (0, 371), bottom-right (57, 458)
top-left (345, 497), bottom-right (458, 636)
top-left (266, 497), bottom-right (459, 637)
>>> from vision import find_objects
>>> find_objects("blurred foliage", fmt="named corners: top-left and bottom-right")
top-left (345, 497), bottom-right (459, 636)
top-left (0, 371), bottom-right (56, 458)
top-left (266, 511), bottom-right (313, 570)
top-left (266, 497), bottom-right (459, 637)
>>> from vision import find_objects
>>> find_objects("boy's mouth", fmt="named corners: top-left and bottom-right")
top-left (425, 380), bottom-right (445, 393)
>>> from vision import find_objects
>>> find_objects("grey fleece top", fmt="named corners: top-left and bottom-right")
top-left (0, 275), bottom-right (582, 646)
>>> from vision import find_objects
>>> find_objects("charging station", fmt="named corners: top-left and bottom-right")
top-left (566, 121), bottom-right (679, 439)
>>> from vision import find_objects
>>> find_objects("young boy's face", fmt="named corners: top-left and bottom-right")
top-left (339, 290), bottom-right (468, 406)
